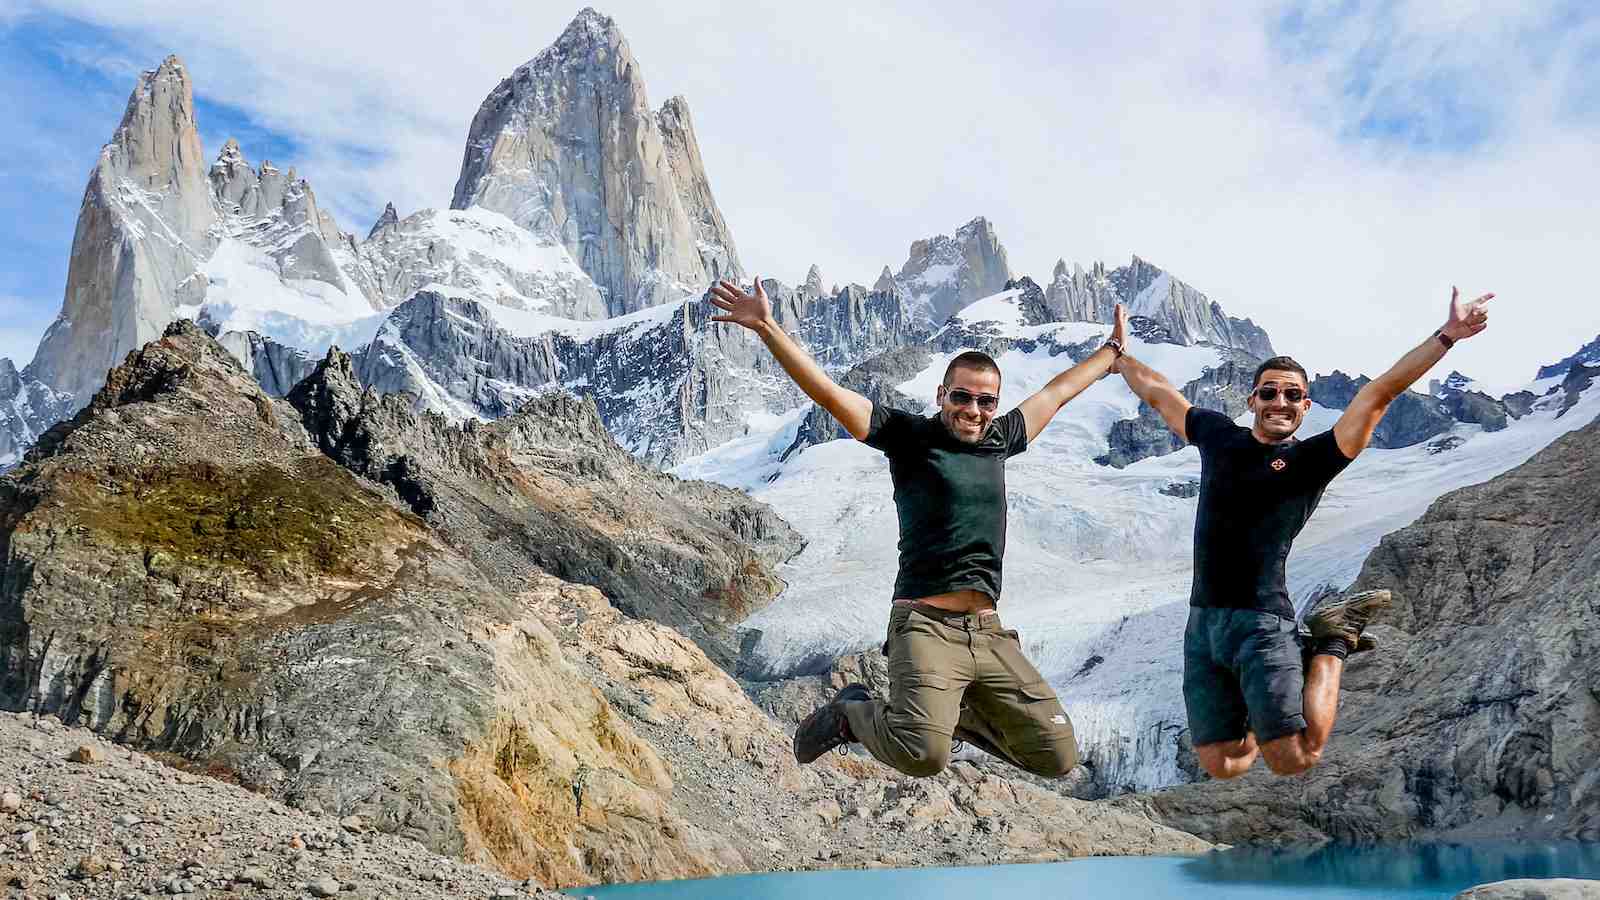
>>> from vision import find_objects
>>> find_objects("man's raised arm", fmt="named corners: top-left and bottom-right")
top-left (1333, 286), bottom-right (1493, 459)
top-left (1016, 303), bottom-right (1128, 441)
top-left (1112, 306), bottom-right (1194, 443)
top-left (708, 277), bottom-right (873, 439)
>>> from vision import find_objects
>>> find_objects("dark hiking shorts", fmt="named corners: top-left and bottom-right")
top-left (1183, 606), bottom-right (1307, 746)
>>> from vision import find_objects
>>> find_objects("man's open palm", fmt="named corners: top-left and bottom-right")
top-left (1444, 286), bottom-right (1493, 341)
top-left (709, 278), bottom-right (772, 331)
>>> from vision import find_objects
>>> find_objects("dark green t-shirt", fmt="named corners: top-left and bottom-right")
top-left (862, 404), bottom-right (1029, 602)
top-left (1186, 407), bottom-right (1354, 618)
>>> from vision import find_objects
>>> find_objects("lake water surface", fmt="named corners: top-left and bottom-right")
top-left (566, 842), bottom-right (1600, 899)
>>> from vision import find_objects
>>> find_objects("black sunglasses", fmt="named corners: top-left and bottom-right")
top-left (946, 388), bottom-right (1000, 411)
top-left (1254, 386), bottom-right (1305, 403)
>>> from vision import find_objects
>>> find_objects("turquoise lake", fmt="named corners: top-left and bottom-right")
top-left (564, 842), bottom-right (1600, 899)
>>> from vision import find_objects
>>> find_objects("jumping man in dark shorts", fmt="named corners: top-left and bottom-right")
top-left (1113, 287), bottom-right (1493, 777)
top-left (708, 276), bottom-right (1128, 777)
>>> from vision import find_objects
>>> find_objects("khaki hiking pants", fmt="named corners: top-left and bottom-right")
top-left (842, 603), bottom-right (1079, 778)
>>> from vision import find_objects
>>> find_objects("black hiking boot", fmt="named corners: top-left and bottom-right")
top-left (794, 683), bottom-right (871, 764)
top-left (1305, 588), bottom-right (1392, 653)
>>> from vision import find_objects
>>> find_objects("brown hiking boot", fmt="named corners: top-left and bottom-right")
top-left (793, 684), bottom-right (871, 764)
top-left (1306, 588), bottom-right (1392, 646)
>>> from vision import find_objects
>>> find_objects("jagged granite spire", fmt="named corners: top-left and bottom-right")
top-left (450, 8), bottom-right (742, 315)
top-left (367, 202), bottom-right (400, 240)
top-left (872, 265), bottom-right (897, 293)
top-left (26, 55), bottom-right (219, 405)
top-left (893, 216), bottom-right (1014, 326)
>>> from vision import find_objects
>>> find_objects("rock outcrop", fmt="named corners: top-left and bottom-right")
top-left (450, 8), bottom-right (742, 314)
top-left (288, 344), bottom-right (802, 666)
top-left (0, 360), bottom-right (72, 471)
top-left (352, 277), bottom-right (916, 466)
top-left (352, 207), bottom-right (607, 319)
top-left (893, 217), bottom-right (1013, 327)
top-left (1044, 256), bottom-right (1273, 357)
top-left (1130, 412), bottom-right (1600, 843)
top-left (1536, 334), bottom-right (1600, 380)
top-left (25, 56), bottom-right (217, 409)
top-left (1457, 880), bottom-right (1600, 899)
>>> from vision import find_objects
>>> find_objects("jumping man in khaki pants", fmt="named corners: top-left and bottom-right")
top-left (708, 277), bottom-right (1127, 777)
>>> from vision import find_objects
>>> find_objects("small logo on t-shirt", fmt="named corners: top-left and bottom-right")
top-left (1270, 458), bottom-right (1287, 471)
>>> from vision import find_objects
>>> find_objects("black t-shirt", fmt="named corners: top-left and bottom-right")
top-left (1186, 407), bottom-right (1354, 618)
top-left (862, 404), bottom-right (1029, 602)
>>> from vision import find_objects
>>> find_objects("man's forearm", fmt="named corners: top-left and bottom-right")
top-left (1369, 331), bottom-right (1450, 403)
top-left (1117, 353), bottom-right (1176, 405)
top-left (752, 317), bottom-right (843, 406)
top-left (1038, 346), bottom-right (1118, 410)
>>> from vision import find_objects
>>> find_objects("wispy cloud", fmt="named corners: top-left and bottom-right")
top-left (3, 0), bottom-right (1598, 392)
top-left (0, 297), bottom-right (55, 367)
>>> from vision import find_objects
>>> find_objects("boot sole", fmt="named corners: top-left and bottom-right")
top-left (1307, 588), bottom-right (1392, 639)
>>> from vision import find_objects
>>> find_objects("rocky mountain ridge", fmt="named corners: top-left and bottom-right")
top-left (0, 319), bottom-right (1212, 892)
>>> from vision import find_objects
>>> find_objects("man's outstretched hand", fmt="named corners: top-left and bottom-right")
top-left (709, 277), bottom-right (773, 332)
top-left (1442, 286), bottom-right (1493, 342)
top-left (1108, 302), bottom-right (1128, 374)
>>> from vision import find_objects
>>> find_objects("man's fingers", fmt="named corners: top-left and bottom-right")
top-left (753, 274), bottom-right (766, 299)
top-left (708, 295), bottom-right (737, 311)
top-left (710, 314), bottom-right (734, 323)
top-left (710, 284), bottom-right (739, 302)
top-left (1472, 292), bottom-right (1495, 308)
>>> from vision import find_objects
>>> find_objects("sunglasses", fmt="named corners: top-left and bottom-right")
top-left (946, 388), bottom-right (1000, 411)
top-left (1254, 386), bottom-right (1306, 403)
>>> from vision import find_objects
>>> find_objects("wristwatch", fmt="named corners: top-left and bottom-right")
top-left (1434, 330), bottom-right (1455, 349)
top-left (1104, 338), bottom-right (1125, 357)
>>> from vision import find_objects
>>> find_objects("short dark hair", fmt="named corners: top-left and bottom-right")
top-left (943, 351), bottom-right (1001, 385)
top-left (1253, 355), bottom-right (1309, 388)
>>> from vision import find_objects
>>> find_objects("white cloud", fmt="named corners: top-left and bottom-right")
top-left (19, 0), bottom-right (1600, 392)
top-left (0, 297), bottom-right (54, 367)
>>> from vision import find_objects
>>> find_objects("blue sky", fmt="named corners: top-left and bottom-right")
top-left (1, 0), bottom-right (1596, 391)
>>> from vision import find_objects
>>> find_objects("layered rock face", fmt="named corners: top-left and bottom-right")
top-left (1536, 334), bottom-right (1600, 379)
top-left (205, 138), bottom-right (374, 306)
top-left (289, 344), bottom-right (802, 666)
top-left (353, 279), bottom-right (916, 466)
top-left (25, 56), bottom-right (217, 408)
top-left (1043, 255), bottom-right (1273, 358)
top-left (352, 206), bottom-right (607, 318)
top-left (1130, 413), bottom-right (1600, 843)
top-left (0, 360), bottom-right (73, 469)
top-left (893, 217), bottom-right (1013, 326)
top-left (0, 321), bottom-right (772, 883)
top-left (450, 8), bottom-right (742, 314)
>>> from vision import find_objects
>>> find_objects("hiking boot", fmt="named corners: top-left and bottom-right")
top-left (1353, 632), bottom-right (1379, 655)
top-left (794, 684), bottom-right (871, 764)
top-left (1305, 588), bottom-right (1392, 646)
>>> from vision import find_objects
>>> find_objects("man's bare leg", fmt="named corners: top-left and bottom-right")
top-left (1259, 654), bottom-right (1344, 775)
top-left (1195, 733), bottom-right (1259, 779)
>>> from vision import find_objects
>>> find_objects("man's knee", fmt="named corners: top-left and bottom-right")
top-left (1023, 740), bottom-right (1079, 778)
top-left (894, 732), bottom-right (952, 778)
top-left (1259, 738), bottom-right (1319, 776)
top-left (1195, 740), bottom-right (1255, 780)
top-left (1199, 756), bottom-right (1247, 780)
